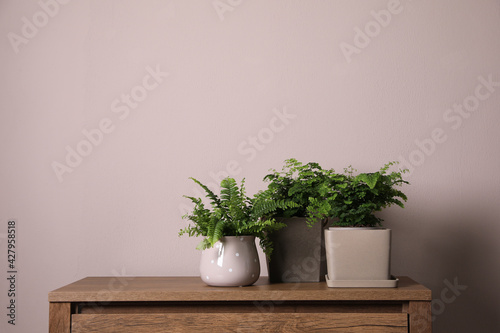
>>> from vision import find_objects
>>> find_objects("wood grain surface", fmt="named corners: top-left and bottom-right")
top-left (49, 276), bottom-right (431, 302)
top-left (49, 302), bottom-right (71, 333)
top-left (49, 276), bottom-right (432, 332)
top-left (71, 312), bottom-right (408, 333)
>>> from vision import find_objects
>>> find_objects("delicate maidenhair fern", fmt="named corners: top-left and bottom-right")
top-left (329, 162), bottom-right (409, 227)
top-left (180, 177), bottom-right (298, 257)
top-left (263, 159), bottom-right (409, 228)
top-left (263, 158), bottom-right (343, 225)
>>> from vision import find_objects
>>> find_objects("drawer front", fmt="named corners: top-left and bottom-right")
top-left (72, 312), bottom-right (408, 332)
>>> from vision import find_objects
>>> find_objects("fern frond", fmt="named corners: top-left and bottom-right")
top-left (211, 218), bottom-right (226, 246)
top-left (189, 177), bottom-right (221, 208)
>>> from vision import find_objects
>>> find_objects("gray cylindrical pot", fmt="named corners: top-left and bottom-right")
top-left (200, 236), bottom-right (260, 287)
top-left (325, 227), bottom-right (391, 281)
top-left (267, 217), bottom-right (328, 283)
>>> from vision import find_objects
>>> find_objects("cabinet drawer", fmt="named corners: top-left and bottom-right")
top-left (72, 312), bottom-right (408, 332)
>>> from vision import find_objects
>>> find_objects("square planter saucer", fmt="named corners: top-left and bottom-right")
top-left (325, 275), bottom-right (399, 288)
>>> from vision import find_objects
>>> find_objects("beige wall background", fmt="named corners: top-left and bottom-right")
top-left (1, 0), bottom-right (499, 332)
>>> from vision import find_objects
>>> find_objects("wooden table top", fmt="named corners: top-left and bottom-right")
top-left (49, 276), bottom-right (431, 303)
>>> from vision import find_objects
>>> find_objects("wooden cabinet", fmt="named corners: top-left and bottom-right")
top-left (49, 276), bottom-right (431, 332)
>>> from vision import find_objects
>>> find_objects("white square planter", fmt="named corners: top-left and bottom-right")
top-left (325, 228), bottom-right (394, 286)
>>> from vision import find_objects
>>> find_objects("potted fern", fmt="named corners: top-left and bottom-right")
top-left (323, 162), bottom-right (409, 287)
top-left (180, 177), bottom-right (297, 287)
top-left (262, 158), bottom-right (344, 283)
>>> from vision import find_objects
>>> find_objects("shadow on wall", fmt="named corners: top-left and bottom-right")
top-left (429, 210), bottom-right (499, 333)
top-left (393, 207), bottom-right (500, 332)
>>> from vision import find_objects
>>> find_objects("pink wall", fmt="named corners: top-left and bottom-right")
top-left (1, 0), bottom-right (499, 331)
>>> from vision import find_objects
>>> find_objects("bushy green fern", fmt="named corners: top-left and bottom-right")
top-left (263, 158), bottom-right (344, 226)
top-left (180, 177), bottom-right (298, 258)
top-left (263, 159), bottom-right (409, 228)
top-left (327, 162), bottom-right (409, 227)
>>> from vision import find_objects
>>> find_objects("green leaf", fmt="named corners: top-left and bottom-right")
top-left (196, 238), bottom-right (211, 250)
top-left (356, 173), bottom-right (380, 189)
